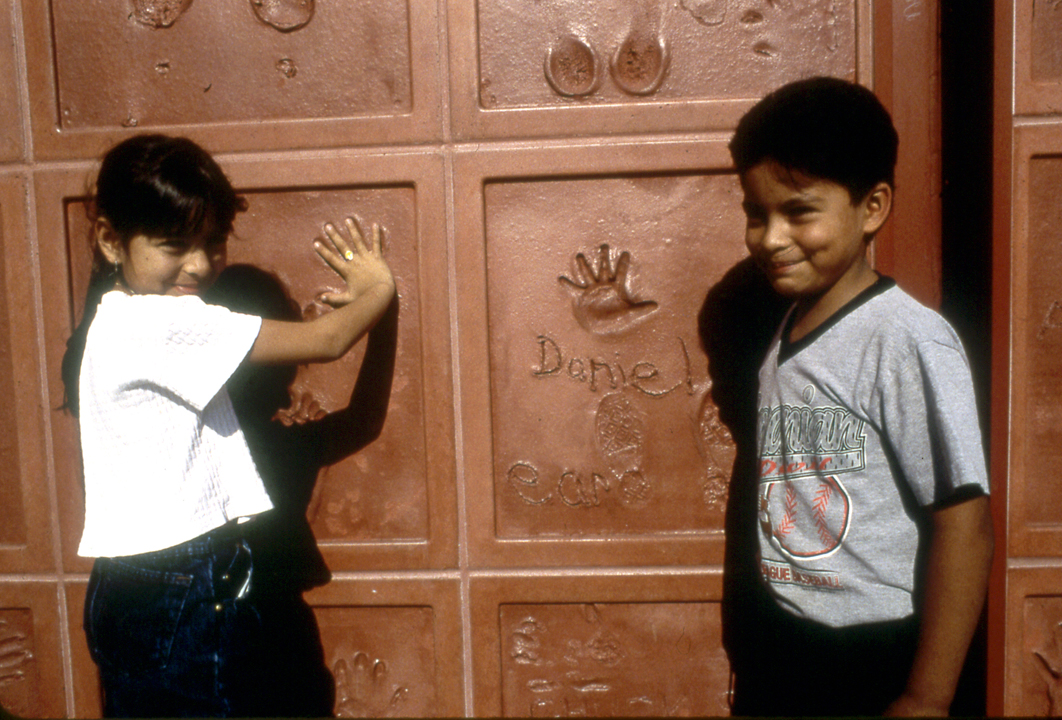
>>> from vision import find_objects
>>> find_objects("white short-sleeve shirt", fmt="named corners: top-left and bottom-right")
top-left (77, 291), bottom-right (272, 557)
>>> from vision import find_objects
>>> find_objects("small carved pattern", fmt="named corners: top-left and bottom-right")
top-left (695, 392), bottom-right (733, 510)
top-left (128, 0), bottom-right (315, 31)
top-left (1024, 597), bottom-right (1062, 716)
top-left (0, 611), bottom-right (37, 717)
top-left (1038, 301), bottom-right (1062, 340)
top-left (250, 0), bottom-right (315, 33)
top-left (333, 652), bottom-right (410, 718)
top-left (129, 0), bottom-right (192, 28)
top-left (501, 603), bottom-right (730, 716)
top-left (317, 606), bottom-right (434, 718)
top-left (559, 244), bottom-right (658, 335)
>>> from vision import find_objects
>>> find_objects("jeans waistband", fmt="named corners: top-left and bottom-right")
top-left (104, 519), bottom-right (252, 572)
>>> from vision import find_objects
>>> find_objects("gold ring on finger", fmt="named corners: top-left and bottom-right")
top-left (343, 250), bottom-right (355, 261)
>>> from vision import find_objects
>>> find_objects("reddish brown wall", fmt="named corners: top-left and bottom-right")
top-left (994, 2), bottom-right (1062, 716)
top-left (0, 1), bottom-right (942, 716)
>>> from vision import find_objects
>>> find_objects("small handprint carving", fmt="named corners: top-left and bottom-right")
top-left (0, 615), bottom-right (33, 714)
top-left (559, 244), bottom-right (658, 335)
top-left (333, 652), bottom-right (409, 718)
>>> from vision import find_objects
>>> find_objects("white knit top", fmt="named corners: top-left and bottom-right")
top-left (77, 291), bottom-right (273, 557)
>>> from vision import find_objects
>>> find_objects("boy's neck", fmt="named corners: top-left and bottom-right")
top-left (788, 263), bottom-right (880, 342)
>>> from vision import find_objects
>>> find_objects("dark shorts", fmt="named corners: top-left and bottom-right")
top-left (729, 592), bottom-right (920, 717)
top-left (84, 522), bottom-right (334, 718)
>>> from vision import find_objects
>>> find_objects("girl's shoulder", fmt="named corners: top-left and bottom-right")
top-left (94, 291), bottom-right (258, 342)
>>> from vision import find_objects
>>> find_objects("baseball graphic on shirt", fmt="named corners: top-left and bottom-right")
top-left (761, 476), bottom-right (851, 558)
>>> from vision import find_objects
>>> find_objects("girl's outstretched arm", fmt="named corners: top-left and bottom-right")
top-left (248, 218), bottom-right (396, 364)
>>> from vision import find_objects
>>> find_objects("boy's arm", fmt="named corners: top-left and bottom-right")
top-left (885, 494), bottom-right (993, 716)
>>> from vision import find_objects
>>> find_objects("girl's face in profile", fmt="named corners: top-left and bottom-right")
top-left (101, 217), bottom-right (228, 296)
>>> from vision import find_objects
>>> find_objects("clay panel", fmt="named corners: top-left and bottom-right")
top-left (1002, 565), bottom-right (1062, 716)
top-left (36, 154), bottom-right (455, 573)
top-left (22, 0), bottom-right (442, 157)
top-left (0, 6), bottom-right (22, 160)
top-left (1031, 0), bottom-right (1062, 83)
top-left (0, 583), bottom-right (66, 719)
top-left (1014, 1), bottom-right (1062, 114)
top-left (485, 174), bottom-right (743, 538)
top-left (1022, 155), bottom-right (1062, 528)
top-left (307, 579), bottom-right (463, 717)
top-left (1009, 128), bottom-right (1062, 556)
top-left (470, 573), bottom-right (728, 716)
top-left (0, 177), bottom-right (52, 572)
top-left (456, 141), bottom-right (746, 567)
top-left (450, 0), bottom-right (872, 139)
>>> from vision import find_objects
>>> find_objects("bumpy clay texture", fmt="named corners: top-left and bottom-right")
top-left (477, 0), bottom-right (855, 106)
top-left (0, 610), bottom-right (39, 716)
top-left (1023, 157), bottom-right (1062, 527)
top-left (500, 603), bottom-right (730, 716)
top-left (130, 0), bottom-right (192, 28)
top-left (316, 606), bottom-right (436, 718)
top-left (250, 0), bottom-right (315, 32)
top-left (484, 173), bottom-right (745, 539)
top-left (52, 0), bottom-right (411, 128)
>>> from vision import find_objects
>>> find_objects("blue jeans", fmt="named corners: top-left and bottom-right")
top-left (84, 522), bottom-right (334, 718)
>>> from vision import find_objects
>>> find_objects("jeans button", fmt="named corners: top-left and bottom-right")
top-left (214, 603), bottom-right (224, 612)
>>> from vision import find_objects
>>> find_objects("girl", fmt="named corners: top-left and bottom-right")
top-left (61, 134), bottom-right (395, 717)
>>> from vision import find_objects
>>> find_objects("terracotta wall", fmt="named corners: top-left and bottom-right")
top-left (993, 1), bottom-right (1062, 716)
top-left (0, 1), bottom-right (944, 717)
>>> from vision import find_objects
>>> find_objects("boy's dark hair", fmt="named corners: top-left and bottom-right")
top-left (728, 76), bottom-right (899, 202)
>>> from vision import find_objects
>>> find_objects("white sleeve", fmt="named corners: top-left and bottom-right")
top-left (119, 295), bottom-right (263, 412)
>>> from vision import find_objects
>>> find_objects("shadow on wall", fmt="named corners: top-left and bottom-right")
top-left (696, 256), bottom-right (788, 683)
top-left (203, 263), bottom-right (399, 592)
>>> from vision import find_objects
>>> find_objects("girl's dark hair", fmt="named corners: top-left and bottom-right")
top-left (61, 134), bottom-right (244, 416)
top-left (728, 76), bottom-right (899, 202)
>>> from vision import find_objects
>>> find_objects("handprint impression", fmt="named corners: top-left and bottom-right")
top-left (559, 244), bottom-right (658, 335)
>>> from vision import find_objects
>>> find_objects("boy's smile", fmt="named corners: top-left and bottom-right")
top-left (740, 160), bottom-right (891, 336)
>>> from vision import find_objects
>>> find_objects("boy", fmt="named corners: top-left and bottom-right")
top-left (726, 77), bottom-right (993, 716)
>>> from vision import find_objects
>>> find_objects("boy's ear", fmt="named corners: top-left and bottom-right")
top-left (94, 218), bottom-right (123, 265)
top-left (861, 182), bottom-right (893, 237)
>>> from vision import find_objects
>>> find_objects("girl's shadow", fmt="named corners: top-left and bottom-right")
top-left (697, 257), bottom-right (788, 686)
top-left (204, 264), bottom-right (399, 591)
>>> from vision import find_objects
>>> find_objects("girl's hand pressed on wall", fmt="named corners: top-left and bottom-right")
top-left (248, 216), bottom-right (396, 365)
top-left (313, 217), bottom-right (395, 308)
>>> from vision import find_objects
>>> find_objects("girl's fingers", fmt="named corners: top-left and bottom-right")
top-left (313, 237), bottom-right (345, 273)
top-left (323, 222), bottom-right (354, 260)
top-left (370, 223), bottom-right (383, 255)
top-left (344, 217), bottom-right (370, 255)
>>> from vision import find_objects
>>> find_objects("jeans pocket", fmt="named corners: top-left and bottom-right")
top-left (85, 559), bottom-right (194, 673)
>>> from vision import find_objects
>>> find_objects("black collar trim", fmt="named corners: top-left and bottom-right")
top-left (778, 275), bottom-right (896, 364)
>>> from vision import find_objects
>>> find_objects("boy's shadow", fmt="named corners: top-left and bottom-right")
top-left (204, 264), bottom-right (399, 591)
top-left (697, 257), bottom-right (788, 684)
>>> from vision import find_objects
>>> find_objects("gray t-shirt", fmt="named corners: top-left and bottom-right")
top-left (755, 278), bottom-right (988, 627)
